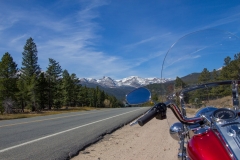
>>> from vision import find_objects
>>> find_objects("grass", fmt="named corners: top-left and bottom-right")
top-left (203, 96), bottom-right (232, 108)
top-left (185, 108), bottom-right (198, 115)
top-left (180, 96), bottom-right (233, 116)
top-left (0, 107), bottom-right (100, 121)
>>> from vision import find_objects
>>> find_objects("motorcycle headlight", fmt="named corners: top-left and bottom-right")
top-left (169, 122), bottom-right (183, 141)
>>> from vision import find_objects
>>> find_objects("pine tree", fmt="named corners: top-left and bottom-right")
top-left (234, 53), bottom-right (240, 60)
top-left (96, 86), bottom-right (101, 107)
top-left (88, 88), bottom-right (96, 107)
top-left (175, 76), bottom-right (186, 90)
top-left (198, 68), bottom-right (211, 83)
top-left (220, 59), bottom-right (239, 80)
top-left (20, 37), bottom-right (41, 111)
top-left (99, 90), bottom-right (105, 107)
top-left (110, 96), bottom-right (118, 108)
top-left (219, 57), bottom-right (238, 96)
top-left (21, 37), bottom-right (41, 78)
top-left (70, 73), bottom-right (81, 107)
top-left (78, 86), bottom-right (88, 107)
top-left (224, 56), bottom-right (231, 66)
top-left (197, 68), bottom-right (211, 103)
top-left (212, 69), bottom-right (219, 81)
top-left (0, 52), bottom-right (18, 101)
top-left (210, 69), bottom-right (220, 98)
top-left (27, 74), bottom-right (38, 111)
top-left (53, 79), bottom-right (63, 109)
top-left (46, 58), bottom-right (62, 109)
top-left (62, 70), bottom-right (72, 109)
top-left (37, 72), bottom-right (48, 110)
top-left (16, 79), bottom-right (28, 112)
top-left (0, 52), bottom-right (18, 113)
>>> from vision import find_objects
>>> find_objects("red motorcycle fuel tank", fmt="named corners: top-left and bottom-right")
top-left (187, 129), bottom-right (232, 160)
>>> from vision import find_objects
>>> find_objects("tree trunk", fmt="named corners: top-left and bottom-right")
top-left (21, 100), bottom-right (25, 112)
top-left (48, 80), bottom-right (52, 110)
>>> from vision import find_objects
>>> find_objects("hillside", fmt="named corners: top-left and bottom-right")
top-left (80, 82), bottom-right (135, 100)
top-left (181, 73), bottom-right (200, 84)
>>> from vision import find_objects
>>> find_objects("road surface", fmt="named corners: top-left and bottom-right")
top-left (0, 107), bottom-right (149, 160)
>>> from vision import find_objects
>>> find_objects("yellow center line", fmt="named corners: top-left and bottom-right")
top-left (0, 109), bottom-right (109, 128)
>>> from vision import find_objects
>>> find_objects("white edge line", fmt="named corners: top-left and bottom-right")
top-left (0, 108), bottom-right (143, 153)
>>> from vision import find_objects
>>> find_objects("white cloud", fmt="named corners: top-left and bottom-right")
top-left (29, 0), bottom-right (133, 78)
top-left (123, 32), bottom-right (172, 50)
top-left (2, 1), bottom-right (240, 80)
top-left (10, 34), bottom-right (27, 44)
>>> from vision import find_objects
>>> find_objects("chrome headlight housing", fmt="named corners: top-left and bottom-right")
top-left (169, 122), bottom-right (183, 141)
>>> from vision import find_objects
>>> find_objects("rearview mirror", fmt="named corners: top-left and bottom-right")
top-left (126, 87), bottom-right (151, 105)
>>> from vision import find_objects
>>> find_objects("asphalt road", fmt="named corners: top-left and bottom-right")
top-left (0, 107), bottom-right (149, 160)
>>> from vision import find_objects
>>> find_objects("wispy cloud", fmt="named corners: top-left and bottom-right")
top-left (10, 34), bottom-right (27, 44)
top-left (1, 1), bottom-right (240, 79)
top-left (0, 11), bottom-right (20, 32)
top-left (124, 33), bottom-right (172, 50)
top-left (32, 0), bottom-right (134, 78)
top-left (198, 5), bottom-right (240, 31)
top-left (124, 37), bottom-right (157, 49)
top-left (0, 0), bottom-right (126, 78)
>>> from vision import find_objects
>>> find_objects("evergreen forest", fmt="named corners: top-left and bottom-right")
top-left (0, 38), bottom-right (123, 114)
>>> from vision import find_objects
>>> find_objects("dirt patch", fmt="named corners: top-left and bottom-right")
top-left (205, 96), bottom-right (232, 108)
top-left (72, 110), bottom-right (179, 160)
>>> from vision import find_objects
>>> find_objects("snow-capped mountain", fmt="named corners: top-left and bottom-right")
top-left (79, 76), bottom-right (170, 88)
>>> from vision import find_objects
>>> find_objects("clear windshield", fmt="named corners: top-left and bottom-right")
top-left (160, 29), bottom-right (240, 112)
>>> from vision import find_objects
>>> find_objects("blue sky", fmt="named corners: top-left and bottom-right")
top-left (1, 0), bottom-right (240, 80)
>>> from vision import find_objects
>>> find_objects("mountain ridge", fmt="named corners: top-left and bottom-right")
top-left (79, 73), bottom-right (202, 100)
top-left (79, 76), bottom-right (170, 88)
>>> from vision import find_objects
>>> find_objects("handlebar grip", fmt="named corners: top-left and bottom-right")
top-left (137, 109), bottom-right (158, 126)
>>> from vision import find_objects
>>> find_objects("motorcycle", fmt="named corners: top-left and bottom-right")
top-left (126, 29), bottom-right (240, 160)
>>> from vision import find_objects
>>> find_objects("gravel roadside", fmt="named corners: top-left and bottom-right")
top-left (72, 110), bottom-right (179, 160)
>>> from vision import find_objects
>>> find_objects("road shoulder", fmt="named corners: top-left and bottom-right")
top-left (72, 110), bottom-right (179, 160)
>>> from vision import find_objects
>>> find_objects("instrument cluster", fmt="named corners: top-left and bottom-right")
top-left (212, 108), bottom-right (237, 122)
